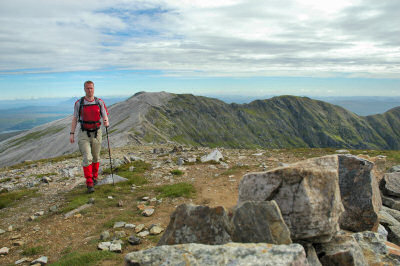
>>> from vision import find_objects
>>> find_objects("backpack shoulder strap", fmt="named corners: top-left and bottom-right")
top-left (78, 97), bottom-right (85, 122)
top-left (95, 97), bottom-right (103, 117)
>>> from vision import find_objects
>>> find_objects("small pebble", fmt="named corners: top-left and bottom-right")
top-left (128, 235), bottom-right (141, 245)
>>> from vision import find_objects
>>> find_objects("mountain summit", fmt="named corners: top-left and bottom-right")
top-left (0, 92), bottom-right (399, 167)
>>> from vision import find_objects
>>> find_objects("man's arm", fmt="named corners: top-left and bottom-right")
top-left (70, 116), bottom-right (77, 143)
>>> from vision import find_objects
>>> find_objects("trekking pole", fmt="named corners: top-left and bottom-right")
top-left (105, 126), bottom-right (115, 186)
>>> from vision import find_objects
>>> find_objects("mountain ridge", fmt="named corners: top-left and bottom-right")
top-left (0, 92), bottom-right (399, 167)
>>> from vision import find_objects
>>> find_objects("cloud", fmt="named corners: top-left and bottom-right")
top-left (0, 0), bottom-right (399, 78)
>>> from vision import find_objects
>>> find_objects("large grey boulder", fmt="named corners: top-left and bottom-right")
top-left (157, 204), bottom-right (233, 246)
top-left (200, 149), bottom-right (223, 163)
top-left (231, 201), bottom-right (292, 244)
top-left (380, 172), bottom-right (400, 198)
top-left (238, 155), bottom-right (344, 243)
top-left (314, 233), bottom-right (367, 266)
top-left (338, 155), bottom-right (381, 232)
top-left (125, 243), bottom-right (308, 266)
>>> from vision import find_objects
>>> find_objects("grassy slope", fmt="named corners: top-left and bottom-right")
top-left (144, 94), bottom-right (400, 149)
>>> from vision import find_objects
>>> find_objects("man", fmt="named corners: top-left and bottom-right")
top-left (70, 81), bottom-right (109, 193)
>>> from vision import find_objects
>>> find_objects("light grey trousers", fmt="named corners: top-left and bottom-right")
top-left (78, 129), bottom-right (102, 167)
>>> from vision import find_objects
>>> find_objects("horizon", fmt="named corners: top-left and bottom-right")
top-left (0, 0), bottom-right (399, 99)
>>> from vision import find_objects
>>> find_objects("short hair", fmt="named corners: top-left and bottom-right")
top-left (84, 80), bottom-right (94, 88)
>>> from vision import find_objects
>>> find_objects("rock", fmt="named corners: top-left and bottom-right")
top-left (231, 201), bottom-right (292, 244)
top-left (353, 231), bottom-right (400, 265)
top-left (303, 244), bottom-right (322, 266)
top-left (60, 167), bottom-right (78, 177)
top-left (315, 233), bottom-right (367, 266)
top-left (382, 195), bottom-right (400, 211)
top-left (15, 258), bottom-right (29, 264)
top-left (142, 208), bottom-right (155, 217)
top-left (142, 196), bottom-right (150, 201)
top-left (98, 242), bottom-right (111, 251)
top-left (381, 172), bottom-right (400, 198)
top-left (13, 240), bottom-right (24, 246)
top-left (100, 231), bottom-right (110, 241)
top-left (33, 225), bottom-right (40, 231)
top-left (378, 224), bottom-right (389, 240)
top-left (7, 225), bottom-right (13, 231)
top-left (114, 231), bottom-right (126, 239)
top-left (278, 162), bottom-right (289, 167)
top-left (138, 231), bottom-right (150, 237)
top-left (129, 166), bottom-right (135, 172)
top-left (112, 158), bottom-right (124, 168)
top-left (0, 247), bottom-right (9, 255)
top-left (187, 157), bottom-right (196, 163)
top-left (336, 149), bottom-right (350, 154)
top-left (29, 215), bottom-right (36, 221)
top-left (200, 149), bottom-right (223, 163)
top-left (157, 204), bottom-right (233, 246)
top-left (129, 156), bottom-right (143, 162)
top-left (113, 221), bottom-right (126, 228)
top-left (110, 242), bottom-right (122, 253)
top-left (108, 196), bottom-right (113, 199)
top-left (0, 229), bottom-right (5, 234)
top-left (150, 225), bottom-right (164, 235)
top-left (128, 235), bottom-right (141, 245)
top-left (125, 243), bottom-right (308, 266)
top-left (35, 211), bottom-right (44, 216)
top-left (49, 206), bottom-right (57, 212)
top-left (97, 174), bottom-right (128, 185)
top-left (389, 165), bottom-right (400, 173)
top-left (177, 158), bottom-right (184, 166)
top-left (383, 206), bottom-right (400, 222)
top-left (87, 198), bottom-right (95, 204)
top-left (125, 224), bottom-right (135, 229)
top-left (118, 200), bottom-right (123, 207)
top-left (123, 155), bottom-right (131, 164)
top-left (379, 209), bottom-right (400, 227)
top-left (238, 155), bottom-right (344, 243)
top-left (388, 225), bottom-right (400, 246)
top-left (338, 155), bottom-right (381, 232)
top-left (74, 213), bottom-right (82, 218)
top-left (10, 234), bottom-right (21, 240)
top-left (42, 176), bottom-right (52, 183)
top-left (135, 224), bottom-right (145, 233)
top-left (31, 256), bottom-right (48, 265)
top-left (64, 203), bottom-right (92, 219)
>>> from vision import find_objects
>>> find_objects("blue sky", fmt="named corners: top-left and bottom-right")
top-left (0, 0), bottom-right (399, 100)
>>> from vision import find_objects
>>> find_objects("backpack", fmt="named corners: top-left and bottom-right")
top-left (78, 97), bottom-right (103, 137)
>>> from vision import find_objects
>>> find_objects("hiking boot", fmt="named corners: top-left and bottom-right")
top-left (93, 179), bottom-right (98, 186)
top-left (87, 186), bottom-right (95, 193)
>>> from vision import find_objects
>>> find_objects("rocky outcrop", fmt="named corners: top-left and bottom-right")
top-left (125, 243), bottom-right (308, 266)
top-left (157, 204), bottom-right (233, 246)
top-left (380, 172), bottom-right (400, 198)
top-left (231, 201), bottom-right (291, 244)
top-left (338, 155), bottom-right (381, 232)
top-left (238, 155), bottom-right (343, 243)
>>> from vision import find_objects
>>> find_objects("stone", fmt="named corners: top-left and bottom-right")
top-left (382, 195), bottom-right (400, 211)
top-left (388, 225), bottom-right (400, 246)
top-left (125, 224), bottom-right (135, 229)
top-left (129, 156), bottom-right (143, 162)
top-left (135, 224), bottom-right (145, 233)
top-left (33, 225), bottom-right (40, 231)
top-left (29, 215), bottom-right (36, 221)
top-left (200, 149), bottom-right (223, 163)
top-left (10, 234), bottom-right (21, 240)
top-left (100, 231), bottom-right (110, 241)
top-left (353, 231), bottom-right (400, 265)
top-left (110, 242), bottom-right (122, 253)
top-left (42, 176), bottom-right (52, 183)
top-left (157, 204), bottom-right (233, 246)
top-left (314, 233), bottom-right (367, 266)
top-left (118, 200), bottom-right (123, 207)
top-left (379, 210), bottom-right (400, 227)
top-left (303, 244), bottom-right (322, 266)
top-left (0, 229), bottom-right (5, 234)
top-left (238, 155), bottom-right (344, 243)
top-left (13, 240), bottom-right (24, 246)
top-left (0, 247), bottom-right (9, 255)
top-left (108, 196), bottom-right (113, 199)
top-left (338, 155), bottom-right (381, 232)
top-left (64, 203), bottom-right (92, 218)
top-left (60, 167), bottom-right (78, 177)
top-left (128, 235), bottom-right (141, 245)
top-left (7, 225), bottom-right (13, 231)
top-left (15, 258), bottom-right (29, 264)
top-left (142, 208), bottom-right (155, 217)
top-left (31, 256), bottom-right (48, 265)
top-left (125, 243), bottom-right (308, 266)
top-left (187, 157), bottom-right (196, 163)
top-left (336, 149), bottom-right (350, 154)
top-left (177, 158), bottom-right (184, 166)
top-left (378, 224), bottom-right (389, 240)
top-left (35, 211), bottom-right (44, 216)
top-left (98, 242), bottom-right (111, 251)
top-left (389, 165), bottom-right (400, 173)
top-left (142, 196), bottom-right (150, 201)
top-left (383, 206), bottom-right (400, 223)
top-left (87, 198), bottom-right (95, 204)
top-left (231, 201), bottom-right (292, 244)
top-left (150, 225), bottom-right (164, 235)
top-left (49, 206), bottom-right (57, 212)
top-left (113, 221), bottom-right (126, 228)
top-left (114, 231), bottom-right (126, 239)
top-left (129, 166), bottom-right (135, 172)
top-left (123, 155), bottom-right (131, 164)
top-left (97, 174), bottom-right (128, 185)
top-left (138, 231), bottom-right (149, 237)
top-left (381, 172), bottom-right (400, 198)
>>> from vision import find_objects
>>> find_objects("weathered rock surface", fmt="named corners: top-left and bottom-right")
top-left (97, 174), bottom-right (128, 185)
top-left (382, 195), bottom-right (400, 211)
top-left (231, 201), bottom-right (291, 244)
top-left (389, 165), bottom-right (400, 173)
top-left (0, 246), bottom-right (9, 255)
top-left (31, 256), bottom-right (48, 265)
top-left (238, 155), bottom-right (343, 243)
top-left (200, 149), bottom-right (223, 163)
top-left (381, 172), bottom-right (400, 198)
top-left (303, 244), bottom-right (322, 266)
top-left (125, 243), bottom-right (308, 266)
top-left (315, 233), bottom-right (367, 266)
top-left (338, 155), bottom-right (381, 232)
top-left (157, 204), bottom-right (233, 246)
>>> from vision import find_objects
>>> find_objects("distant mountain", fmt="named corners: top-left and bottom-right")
top-left (0, 92), bottom-right (399, 167)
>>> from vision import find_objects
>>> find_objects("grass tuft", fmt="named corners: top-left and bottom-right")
top-left (156, 182), bottom-right (195, 198)
top-left (170, 169), bottom-right (184, 176)
top-left (22, 245), bottom-right (45, 256)
top-left (49, 251), bottom-right (118, 266)
top-left (0, 189), bottom-right (39, 209)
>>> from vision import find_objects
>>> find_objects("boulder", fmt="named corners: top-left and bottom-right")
top-left (31, 256), bottom-right (48, 265)
top-left (303, 244), bottom-right (322, 266)
top-left (96, 174), bottom-right (128, 185)
top-left (382, 195), bottom-right (400, 211)
top-left (200, 149), bottom-right (223, 163)
top-left (338, 155), bottom-right (381, 232)
top-left (238, 155), bottom-right (343, 243)
top-left (231, 201), bottom-right (291, 244)
top-left (388, 226), bottom-right (400, 246)
top-left (383, 206), bottom-right (400, 222)
top-left (389, 165), bottom-right (400, 173)
top-left (381, 172), bottom-right (400, 198)
top-left (125, 243), bottom-right (308, 266)
top-left (157, 204), bottom-right (233, 246)
top-left (314, 233), bottom-right (367, 266)
top-left (379, 209), bottom-right (400, 227)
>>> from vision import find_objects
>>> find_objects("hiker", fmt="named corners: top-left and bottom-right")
top-left (70, 81), bottom-right (109, 193)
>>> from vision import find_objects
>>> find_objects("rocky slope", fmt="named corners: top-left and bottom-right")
top-left (0, 91), bottom-right (399, 167)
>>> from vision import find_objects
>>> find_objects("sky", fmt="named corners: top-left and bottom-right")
top-left (0, 0), bottom-right (399, 99)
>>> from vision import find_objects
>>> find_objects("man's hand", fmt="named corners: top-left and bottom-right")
top-left (70, 133), bottom-right (75, 143)
top-left (104, 119), bottom-right (109, 127)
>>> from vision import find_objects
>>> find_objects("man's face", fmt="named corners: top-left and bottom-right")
top-left (84, 83), bottom-right (94, 98)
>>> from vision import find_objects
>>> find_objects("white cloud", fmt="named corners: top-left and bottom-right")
top-left (0, 0), bottom-right (399, 78)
